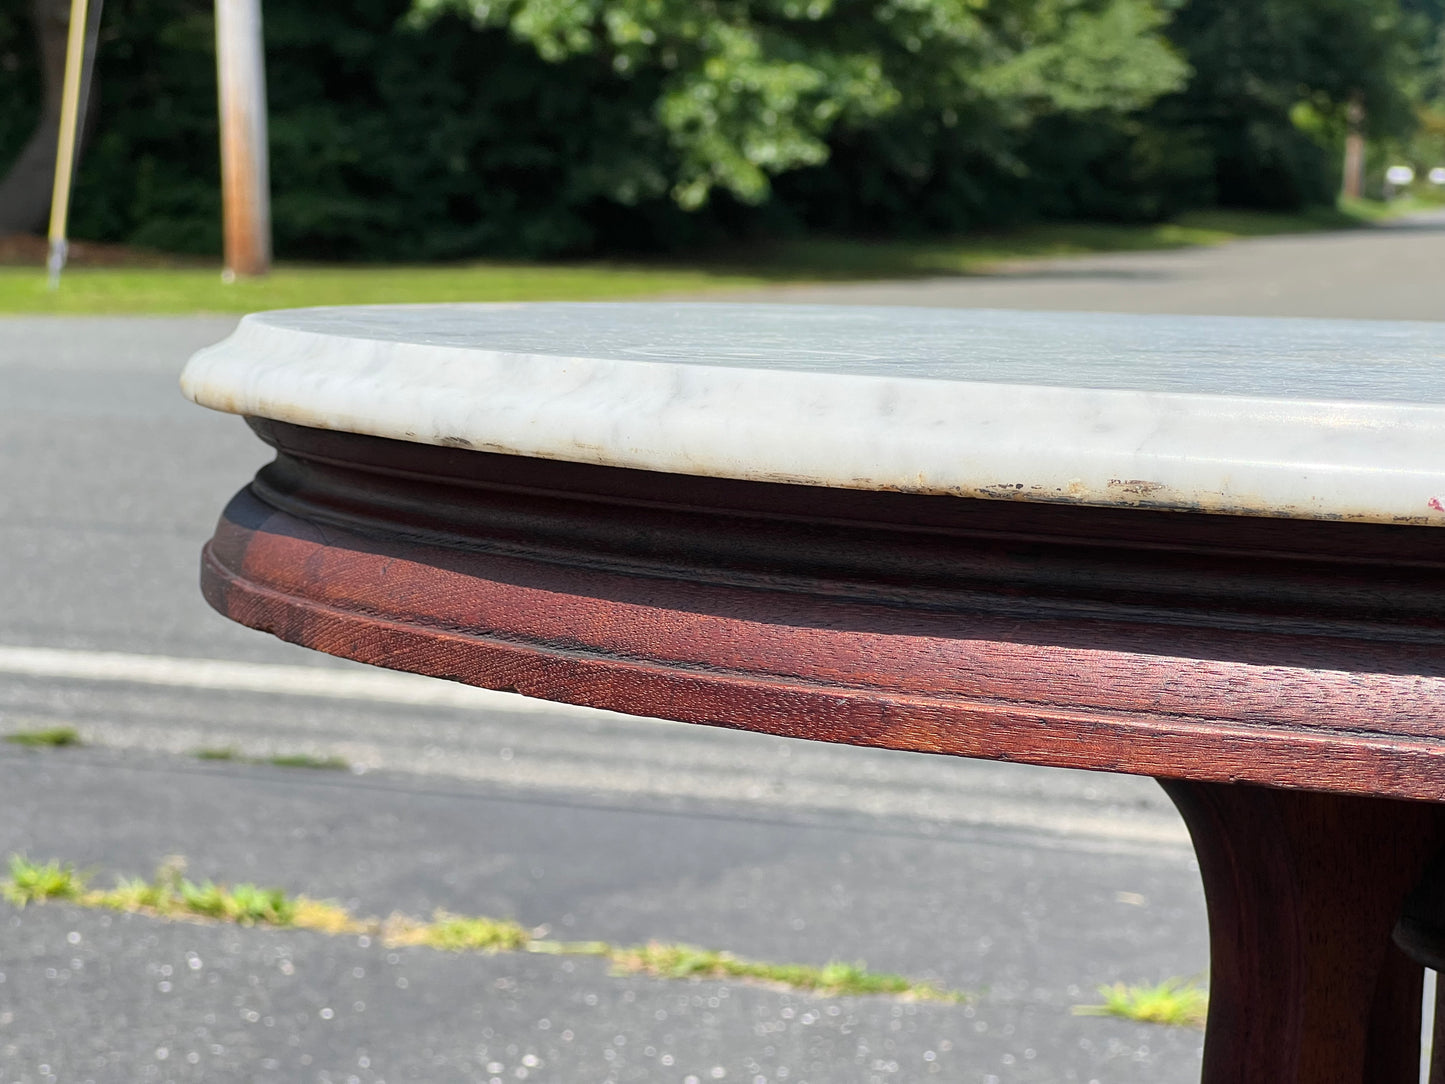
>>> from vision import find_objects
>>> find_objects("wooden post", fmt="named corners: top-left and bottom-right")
top-left (215, 0), bottom-right (271, 279)
top-left (1341, 93), bottom-right (1366, 202)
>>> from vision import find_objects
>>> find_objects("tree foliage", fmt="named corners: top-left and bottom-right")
top-left (1155, 0), bottom-right (1430, 207)
top-left (0, 4), bottom-right (41, 167)
top-left (0, 0), bottom-right (1438, 257)
top-left (411, 0), bottom-right (1188, 212)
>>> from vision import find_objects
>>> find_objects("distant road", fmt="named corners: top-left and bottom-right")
top-left (726, 210), bottom-right (1445, 320)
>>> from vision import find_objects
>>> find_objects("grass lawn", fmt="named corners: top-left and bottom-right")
top-left (0, 262), bottom-right (775, 315)
top-left (0, 202), bottom-right (1414, 315)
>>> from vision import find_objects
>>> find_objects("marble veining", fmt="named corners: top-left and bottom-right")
top-left (181, 303), bottom-right (1445, 525)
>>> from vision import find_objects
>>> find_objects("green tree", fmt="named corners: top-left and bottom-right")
top-left (0, 1), bottom-right (68, 234)
top-left (1157, 0), bottom-right (1431, 207)
top-left (411, 0), bottom-right (1188, 214)
top-left (9, 0), bottom-right (1431, 257)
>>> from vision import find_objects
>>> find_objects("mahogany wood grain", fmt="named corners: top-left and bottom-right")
top-left (202, 420), bottom-right (1445, 802)
top-left (1163, 781), bottom-right (1445, 1084)
top-left (1434, 1000), bottom-right (1445, 1084)
top-left (197, 420), bottom-right (1445, 1084)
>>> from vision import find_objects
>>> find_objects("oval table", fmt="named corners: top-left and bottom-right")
top-left (182, 302), bottom-right (1445, 1084)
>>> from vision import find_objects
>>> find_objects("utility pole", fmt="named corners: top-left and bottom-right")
top-left (215, 0), bottom-right (271, 279)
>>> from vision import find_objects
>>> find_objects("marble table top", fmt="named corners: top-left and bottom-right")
top-left (181, 303), bottom-right (1445, 525)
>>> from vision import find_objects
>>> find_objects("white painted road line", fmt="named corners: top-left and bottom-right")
top-left (0, 644), bottom-right (1192, 849)
top-left (0, 645), bottom-right (607, 718)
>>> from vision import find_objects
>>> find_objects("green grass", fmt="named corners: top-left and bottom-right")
top-left (609, 942), bottom-right (961, 1001)
top-left (742, 203), bottom-right (1413, 280)
top-left (0, 203), bottom-right (1404, 314)
top-left (1177, 203), bottom-right (1408, 234)
top-left (179, 879), bottom-right (298, 925)
top-left (82, 856), bottom-right (296, 925)
top-left (264, 753), bottom-right (350, 771)
top-left (393, 911), bottom-right (532, 953)
top-left (1339, 194), bottom-right (1437, 221)
top-left (1074, 977), bottom-right (1209, 1029)
top-left (192, 747), bottom-right (348, 770)
top-left (733, 213), bottom-right (1328, 280)
top-left (0, 262), bottom-right (771, 315)
top-left (1, 856), bottom-right (88, 906)
top-left (1, 852), bottom-right (963, 1001)
top-left (3, 726), bottom-right (82, 748)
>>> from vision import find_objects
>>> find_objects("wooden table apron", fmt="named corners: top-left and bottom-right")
top-left (204, 418), bottom-right (1445, 1084)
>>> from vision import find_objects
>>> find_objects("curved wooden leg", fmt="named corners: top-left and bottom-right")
top-left (1159, 780), bottom-right (1445, 1084)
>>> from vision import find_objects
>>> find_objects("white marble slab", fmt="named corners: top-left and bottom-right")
top-left (181, 303), bottom-right (1445, 525)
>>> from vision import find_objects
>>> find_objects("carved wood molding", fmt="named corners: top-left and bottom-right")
top-left (199, 419), bottom-right (1445, 801)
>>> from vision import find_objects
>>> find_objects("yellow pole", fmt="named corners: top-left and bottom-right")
top-left (46, 0), bottom-right (92, 289)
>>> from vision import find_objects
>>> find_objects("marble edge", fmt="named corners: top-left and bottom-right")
top-left (180, 311), bottom-right (1445, 526)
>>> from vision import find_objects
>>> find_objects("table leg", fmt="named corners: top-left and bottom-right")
top-left (1432, 994), bottom-right (1445, 1084)
top-left (1159, 780), bottom-right (1445, 1084)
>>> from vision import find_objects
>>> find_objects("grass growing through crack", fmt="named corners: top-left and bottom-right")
top-left (192, 748), bottom-right (349, 771)
top-left (264, 753), bottom-right (350, 771)
top-left (1, 856), bottom-right (87, 905)
top-left (4, 726), bottom-right (82, 748)
top-left (5, 855), bottom-right (306, 927)
top-left (1, 853), bottom-right (960, 1002)
top-left (389, 912), bottom-right (532, 953)
top-left (1073, 978), bottom-right (1209, 1028)
top-left (610, 943), bottom-right (959, 1000)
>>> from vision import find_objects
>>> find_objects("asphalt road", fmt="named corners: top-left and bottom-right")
top-left (8, 216), bottom-right (1445, 1082)
top-left (725, 209), bottom-right (1445, 319)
